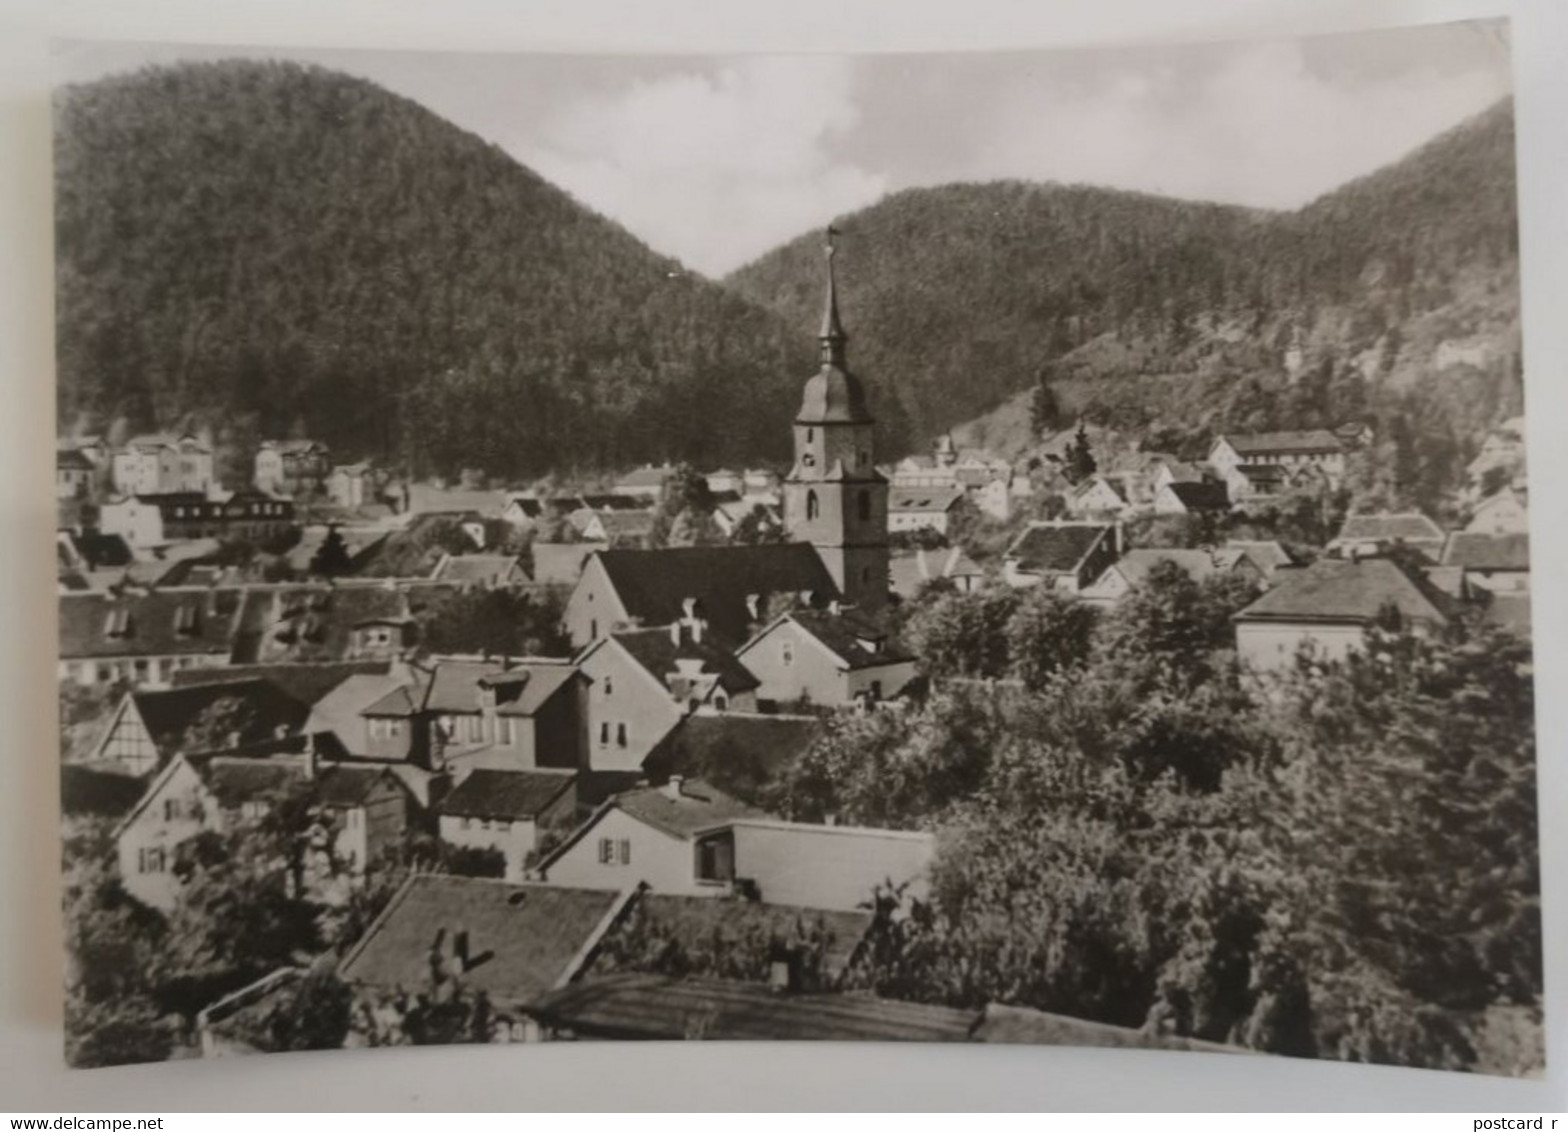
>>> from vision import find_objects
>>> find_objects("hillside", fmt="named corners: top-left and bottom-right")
top-left (728, 100), bottom-right (1522, 465)
top-left (54, 60), bottom-right (816, 481)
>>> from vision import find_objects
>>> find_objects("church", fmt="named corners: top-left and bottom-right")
top-left (562, 227), bottom-right (891, 650)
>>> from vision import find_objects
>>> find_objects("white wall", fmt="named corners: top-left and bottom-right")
top-left (541, 807), bottom-right (713, 896)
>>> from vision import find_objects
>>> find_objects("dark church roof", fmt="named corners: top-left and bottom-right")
top-left (797, 363), bottom-right (872, 426)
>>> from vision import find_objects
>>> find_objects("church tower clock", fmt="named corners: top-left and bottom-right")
top-left (783, 227), bottom-right (889, 613)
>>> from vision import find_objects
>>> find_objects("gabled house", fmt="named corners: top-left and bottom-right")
top-left (59, 587), bottom-right (244, 689)
top-left (437, 769), bottom-right (578, 881)
top-left (96, 496), bottom-right (166, 549)
top-left (1065, 476), bottom-right (1130, 519)
top-left (563, 543), bottom-right (838, 649)
top-left (688, 819), bottom-right (935, 912)
top-left (428, 553), bottom-right (530, 589)
top-left (1220, 463), bottom-right (1290, 508)
top-left (735, 607), bottom-right (917, 709)
top-left (86, 677), bottom-right (313, 777)
top-left (1153, 480), bottom-right (1229, 516)
top-left (530, 541), bottom-right (608, 588)
top-left (612, 463), bottom-right (676, 501)
top-left (326, 463), bottom-right (372, 510)
top-left (230, 583), bottom-right (416, 666)
top-left (140, 491), bottom-right (296, 544)
top-left (1234, 558), bottom-right (1457, 672)
top-left (1208, 430), bottom-right (1345, 488)
top-left (1002, 522), bottom-right (1121, 593)
top-left (1080, 548), bottom-right (1263, 607)
top-left (1224, 540), bottom-right (1292, 580)
top-left (887, 487), bottom-right (964, 535)
top-left (111, 433), bottom-right (214, 497)
top-left (1467, 486), bottom-right (1529, 536)
top-left (1440, 532), bottom-right (1531, 594)
top-left (888, 546), bottom-right (984, 600)
top-left (575, 623), bottom-right (760, 775)
top-left (1327, 512), bottom-right (1447, 562)
top-left (537, 777), bottom-right (764, 895)
top-left (56, 447), bottom-right (95, 500)
top-left (115, 751), bottom-right (411, 910)
top-left (254, 440), bottom-right (331, 498)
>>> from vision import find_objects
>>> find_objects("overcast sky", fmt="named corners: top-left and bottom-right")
top-left (55, 20), bottom-right (1512, 277)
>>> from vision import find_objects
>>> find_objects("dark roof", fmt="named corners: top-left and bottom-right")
top-left (311, 764), bottom-right (407, 809)
top-left (59, 588), bottom-right (243, 659)
top-left (612, 778), bottom-right (764, 838)
top-left (1220, 430), bottom-right (1343, 456)
top-left (1441, 532), bottom-right (1531, 572)
top-left (976, 1003), bottom-right (1237, 1052)
top-left (338, 875), bottom-right (623, 1008)
top-left (1231, 463), bottom-right (1289, 487)
top-left (888, 487), bottom-right (963, 513)
top-left (131, 679), bottom-right (313, 756)
top-left (780, 609), bottom-right (915, 669)
top-left (230, 584), bottom-right (415, 665)
top-left (796, 358), bottom-right (872, 426)
top-left (642, 712), bottom-right (822, 794)
top-left (1005, 523), bottom-right (1114, 575)
top-left (419, 659), bottom-right (579, 716)
top-left (1163, 481), bottom-right (1229, 511)
top-left (57, 448), bottom-right (96, 470)
top-left (171, 660), bottom-right (391, 706)
top-left (61, 764), bottom-right (147, 819)
top-left (578, 494), bottom-right (653, 513)
top-left (610, 627), bottom-right (760, 695)
top-left (591, 896), bottom-right (872, 984)
top-left (196, 756), bottom-right (309, 808)
top-left (439, 769), bottom-right (576, 821)
top-left (531, 975), bottom-right (981, 1041)
top-left (1334, 512), bottom-right (1447, 544)
top-left (1236, 559), bottom-right (1456, 625)
top-left (594, 544), bottom-right (838, 644)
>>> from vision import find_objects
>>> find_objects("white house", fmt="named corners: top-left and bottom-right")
top-left (1467, 486), bottom-right (1529, 536)
top-left (735, 607), bottom-right (917, 709)
top-left (887, 487), bottom-right (964, 535)
top-left (97, 497), bottom-right (166, 549)
top-left (436, 768), bottom-right (577, 881)
top-left (1080, 547), bottom-right (1263, 607)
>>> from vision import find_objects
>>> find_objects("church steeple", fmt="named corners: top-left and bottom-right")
top-left (819, 225), bottom-right (848, 368)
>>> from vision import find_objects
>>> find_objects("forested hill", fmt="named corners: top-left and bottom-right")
top-left (54, 60), bottom-right (816, 480)
top-left (727, 99), bottom-right (1521, 459)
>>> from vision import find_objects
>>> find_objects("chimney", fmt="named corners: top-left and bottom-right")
top-left (669, 621), bottom-right (683, 646)
top-left (681, 596), bottom-right (698, 621)
top-left (827, 599), bottom-right (842, 617)
top-left (302, 734), bottom-right (318, 780)
top-left (661, 775), bottom-right (685, 801)
top-left (745, 593), bottom-right (761, 622)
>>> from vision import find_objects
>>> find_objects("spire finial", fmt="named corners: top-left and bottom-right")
top-left (819, 224), bottom-right (847, 365)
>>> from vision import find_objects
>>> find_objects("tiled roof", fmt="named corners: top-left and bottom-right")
top-left (531, 974), bottom-right (981, 1041)
top-left (312, 764), bottom-right (406, 809)
top-left (171, 661), bottom-right (390, 706)
top-left (420, 659), bottom-right (579, 717)
top-left (57, 448), bottom-right (95, 470)
top-left (578, 494), bottom-right (654, 513)
top-left (230, 584), bottom-right (413, 665)
top-left (1106, 549), bottom-right (1247, 589)
top-left (430, 554), bottom-right (527, 585)
top-left (338, 875), bottom-right (623, 1007)
top-left (1220, 430), bottom-right (1343, 456)
top-left (781, 609), bottom-right (915, 670)
top-left (1334, 512), bottom-right (1446, 544)
top-left (530, 542), bottom-right (606, 587)
top-left (1230, 463), bottom-right (1289, 488)
top-left (611, 627), bottom-right (760, 695)
top-left (438, 768), bottom-right (576, 821)
top-left (610, 778), bottom-right (763, 839)
top-left (1235, 559), bottom-right (1455, 625)
top-left (889, 487), bottom-right (963, 513)
top-left (1005, 523), bottom-right (1114, 575)
top-left (1441, 532), bottom-right (1531, 572)
top-left (132, 679), bottom-right (313, 757)
top-left (59, 588), bottom-right (244, 659)
top-left (642, 712), bottom-right (821, 794)
top-left (1162, 481), bottom-right (1229, 511)
top-left (1224, 540), bottom-right (1293, 573)
top-left (594, 544), bottom-right (838, 644)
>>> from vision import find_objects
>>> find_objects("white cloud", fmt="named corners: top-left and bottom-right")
top-left (963, 39), bottom-right (1510, 209)
top-left (521, 56), bottom-right (887, 275)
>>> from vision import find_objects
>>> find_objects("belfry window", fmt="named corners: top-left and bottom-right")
top-left (858, 490), bottom-right (871, 521)
top-left (806, 491), bottom-right (819, 521)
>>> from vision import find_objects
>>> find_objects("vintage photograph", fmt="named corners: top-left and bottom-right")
top-left (52, 20), bottom-right (1538, 1074)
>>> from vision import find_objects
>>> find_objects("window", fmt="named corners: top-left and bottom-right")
top-left (616, 723), bottom-right (627, 748)
top-left (806, 491), bottom-right (819, 521)
top-left (618, 839), bottom-right (632, 865)
top-left (599, 722), bottom-right (609, 745)
top-left (604, 676), bottom-right (613, 697)
top-left (870, 680), bottom-right (883, 700)
top-left (461, 817), bottom-right (473, 830)
top-left (498, 717), bottom-right (515, 745)
top-left (858, 490), bottom-right (871, 522)
top-left (138, 847), bottom-right (166, 874)
top-left (781, 642), bottom-right (794, 667)
top-left (806, 427), bottom-right (814, 443)
top-left (590, 619), bottom-right (598, 639)
top-left (465, 716), bottom-right (483, 743)
top-left (497, 820), bottom-right (511, 834)
top-left (598, 837), bottom-right (615, 864)
top-left (714, 694), bottom-right (728, 711)
top-left (163, 798), bottom-right (181, 821)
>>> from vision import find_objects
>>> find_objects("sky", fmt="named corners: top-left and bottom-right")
top-left (54, 20), bottom-right (1513, 277)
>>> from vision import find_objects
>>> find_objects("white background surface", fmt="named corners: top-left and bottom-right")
top-left (0, 0), bottom-right (1563, 1112)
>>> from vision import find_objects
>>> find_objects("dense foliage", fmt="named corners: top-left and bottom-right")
top-left (55, 61), bottom-right (815, 479)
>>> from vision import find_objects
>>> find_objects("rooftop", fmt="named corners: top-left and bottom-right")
top-left (1235, 558), bottom-right (1456, 626)
top-left (1441, 532), bottom-right (1531, 572)
top-left (1005, 523), bottom-right (1115, 575)
top-left (1162, 481), bottom-right (1230, 510)
top-left (130, 678), bottom-right (313, 756)
top-left (438, 768), bottom-right (576, 821)
top-left (1333, 512), bottom-right (1447, 545)
top-left (773, 609), bottom-right (916, 670)
top-left (1218, 429), bottom-right (1344, 456)
top-left (608, 626), bottom-right (761, 695)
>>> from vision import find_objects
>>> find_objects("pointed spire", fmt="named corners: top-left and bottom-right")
top-left (819, 224), bottom-right (848, 366)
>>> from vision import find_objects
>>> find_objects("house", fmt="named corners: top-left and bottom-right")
top-left (56, 447), bottom-right (96, 500)
top-left (735, 607), bottom-right (917, 709)
top-left (96, 496), bottom-right (166, 549)
top-left (1208, 430), bottom-right (1346, 488)
top-left (689, 818), bottom-right (933, 912)
top-left (503, 495), bottom-right (546, 531)
top-left (537, 777), bottom-right (764, 895)
top-left (563, 543), bottom-right (838, 649)
top-left (58, 587), bottom-right (244, 689)
top-left (741, 468), bottom-right (782, 501)
top-left (403, 484), bottom-right (510, 517)
top-left (1002, 522), bottom-right (1121, 593)
top-left (302, 665), bottom-right (421, 757)
top-left (1224, 540), bottom-right (1293, 579)
top-left (1335, 421), bottom-right (1375, 449)
top-left (1151, 459), bottom-right (1205, 494)
top-left (887, 487), bottom-right (964, 535)
top-left (1080, 548), bottom-right (1263, 607)
top-left (530, 973), bottom-right (982, 1042)
top-left (705, 469), bottom-right (744, 495)
top-left (888, 546), bottom-right (984, 599)
top-left (437, 769), bottom-right (578, 881)
top-left (1467, 486), bottom-right (1529, 535)
top-left (1440, 532), bottom-right (1531, 594)
top-left (326, 463), bottom-right (372, 510)
top-left (712, 496), bottom-right (783, 540)
top-left (1327, 512), bottom-right (1447, 562)
top-left (613, 463), bottom-right (676, 501)
top-left (531, 542), bottom-right (608, 588)
top-left (85, 677), bottom-right (313, 777)
top-left (428, 553), bottom-right (530, 588)
top-left (575, 624), bottom-right (760, 775)
top-left (254, 440), bottom-right (331, 498)
top-left (360, 657), bottom-right (589, 780)
top-left (1153, 480), bottom-right (1230, 516)
top-left (115, 751), bottom-right (410, 910)
top-left (111, 433), bottom-right (215, 497)
top-left (337, 874), bottom-right (631, 1042)
top-left (1065, 476), bottom-right (1130, 518)
top-left (139, 491), bottom-right (296, 544)
top-left (1234, 558), bottom-right (1456, 672)
top-left (228, 583), bottom-right (417, 666)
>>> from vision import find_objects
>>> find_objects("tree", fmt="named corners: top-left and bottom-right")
top-left (1064, 420), bottom-right (1098, 485)
top-left (901, 587), bottom-right (1019, 681)
top-left (1005, 585), bottom-right (1097, 690)
top-left (729, 504), bottom-right (784, 545)
top-left (1030, 376), bottom-right (1063, 437)
top-left (308, 525), bottom-right (354, 577)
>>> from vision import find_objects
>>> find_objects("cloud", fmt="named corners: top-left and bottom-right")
top-left (961, 37), bottom-right (1511, 210)
top-left (522, 56), bottom-right (887, 275)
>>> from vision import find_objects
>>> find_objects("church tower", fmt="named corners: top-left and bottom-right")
top-left (783, 227), bottom-right (889, 612)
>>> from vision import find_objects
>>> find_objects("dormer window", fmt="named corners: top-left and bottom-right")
top-left (103, 608), bottom-right (132, 638)
top-left (173, 605), bottom-right (198, 636)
